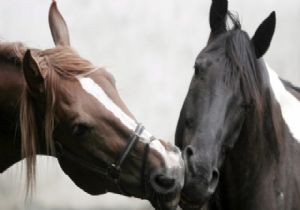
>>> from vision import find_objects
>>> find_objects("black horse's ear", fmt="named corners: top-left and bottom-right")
top-left (49, 0), bottom-right (70, 46)
top-left (209, 0), bottom-right (228, 36)
top-left (23, 50), bottom-right (45, 95)
top-left (251, 11), bottom-right (276, 58)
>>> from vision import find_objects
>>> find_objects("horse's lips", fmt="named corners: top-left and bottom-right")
top-left (179, 193), bottom-right (204, 210)
top-left (150, 191), bottom-right (181, 210)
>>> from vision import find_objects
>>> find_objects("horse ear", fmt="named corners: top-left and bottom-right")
top-left (23, 50), bottom-right (45, 95)
top-left (251, 11), bottom-right (276, 58)
top-left (49, 0), bottom-right (70, 46)
top-left (209, 0), bottom-right (228, 36)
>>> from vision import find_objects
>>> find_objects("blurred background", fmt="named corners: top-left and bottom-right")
top-left (0, 0), bottom-right (299, 209)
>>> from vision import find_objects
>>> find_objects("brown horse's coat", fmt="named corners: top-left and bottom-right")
top-left (0, 2), bottom-right (184, 210)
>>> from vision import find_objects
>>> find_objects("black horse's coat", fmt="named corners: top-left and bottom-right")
top-left (176, 0), bottom-right (300, 209)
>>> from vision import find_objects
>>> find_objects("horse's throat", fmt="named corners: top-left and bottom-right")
top-left (0, 63), bottom-right (24, 173)
top-left (0, 131), bottom-right (22, 173)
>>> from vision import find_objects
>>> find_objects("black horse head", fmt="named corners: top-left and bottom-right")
top-left (176, 0), bottom-right (276, 209)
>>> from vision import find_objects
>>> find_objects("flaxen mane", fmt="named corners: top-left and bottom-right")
top-left (0, 42), bottom-right (97, 192)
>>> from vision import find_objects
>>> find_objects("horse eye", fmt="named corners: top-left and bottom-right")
top-left (73, 123), bottom-right (91, 137)
top-left (194, 65), bottom-right (206, 80)
top-left (194, 66), bottom-right (200, 75)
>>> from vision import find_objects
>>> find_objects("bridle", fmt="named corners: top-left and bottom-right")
top-left (26, 67), bottom-right (156, 196)
top-left (55, 123), bottom-right (155, 196)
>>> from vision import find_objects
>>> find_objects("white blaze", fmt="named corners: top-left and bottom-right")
top-left (78, 77), bottom-right (183, 169)
top-left (266, 64), bottom-right (300, 142)
top-left (150, 139), bottom-right (184, 169)
top-left (79, 77), bottom-right (137, 131)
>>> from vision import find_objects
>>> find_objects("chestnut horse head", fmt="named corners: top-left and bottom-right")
top-left (8, 1), bottom-right (184, 209)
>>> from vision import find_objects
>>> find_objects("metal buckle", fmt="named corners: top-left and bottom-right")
top-left (107, 163), bottom-right (121, 182)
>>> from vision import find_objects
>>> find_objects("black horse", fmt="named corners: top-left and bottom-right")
top-left (176, 0), bottom-right (300, 209)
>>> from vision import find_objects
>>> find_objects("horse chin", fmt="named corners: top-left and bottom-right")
top-left (179, 175), bottom-right (214, 209)
top-left (148, 190), bottom-right (181, 210)
top-left (179, 192), bottom-right (207, 210)
top-left (179, 182), bottom-right (212, 210)
top-left (57, 157), bottom-right (110, 195)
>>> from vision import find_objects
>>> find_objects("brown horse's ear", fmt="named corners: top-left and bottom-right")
top-left (23, 50), bottom-right (45, 95)
top-left (251, 11), bottom-right (276, 58)
top-left (49, 0), bottom-right (70, 46)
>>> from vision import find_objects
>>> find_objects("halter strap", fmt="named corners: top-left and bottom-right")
top-left (140, 136), bottom-right (156, 197)
top-left (55, 123), bottom-right (150, 196)
top-left (107, 124), bottom-right (145, 181)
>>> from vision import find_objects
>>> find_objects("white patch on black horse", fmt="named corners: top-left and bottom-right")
top-left (266, 64), bottom-right (300, 142)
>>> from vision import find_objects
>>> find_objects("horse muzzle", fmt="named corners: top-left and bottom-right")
top-left (179, 145), bottom-right (220, 209)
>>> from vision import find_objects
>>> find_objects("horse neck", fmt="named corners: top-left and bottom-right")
top-left (209, 60), bottom-right (287, 210)
top-left (0, 60), bottom-right (36, 173)
top-left (0, 61), bottom-right (22, 172)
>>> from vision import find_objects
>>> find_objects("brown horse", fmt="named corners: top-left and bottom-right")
top-left (0, 1), bottom-right (184, 210)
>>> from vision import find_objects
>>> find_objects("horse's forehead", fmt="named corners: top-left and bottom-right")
top-left (196, 46), bottom-right (224, 68)
top-left (84, 71), bottom-right (121, 104)
top-left (63, 70), bottom-right (112, 96)
top-left (55, 73), bottom-right (110, 109)
top-left (75, 74), bottom-right (137, 131)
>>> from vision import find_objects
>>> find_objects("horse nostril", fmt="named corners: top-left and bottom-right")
top-left (155, 175), bottom-right (176, 189)
top-left (150, 172), bottom-right (177, 194)
top-left (208, 169), bottom-right (219, 193)
top-left (185, 145), bottom-right (195, 158)
top-left (184, 146), bottom-right (197, 175)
